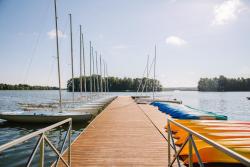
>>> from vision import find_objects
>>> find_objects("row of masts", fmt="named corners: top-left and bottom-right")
top-left (54, 0), bottom-right (156, 111)
top-left (53, 0), bottom-right (109, 111)
top-left (69, 15), bottom-right (110, 103)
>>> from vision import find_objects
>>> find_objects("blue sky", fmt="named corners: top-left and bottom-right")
top-left (0, 0), bottom-right (250, 87)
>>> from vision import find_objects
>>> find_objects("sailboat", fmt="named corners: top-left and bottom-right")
top-left (0, 0), bottom-right (93, 123)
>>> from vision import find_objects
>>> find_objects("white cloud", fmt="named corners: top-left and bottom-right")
top-left (165, 36), bottom-right (187, 46)
top-left (212, 0), bottom-right (247, 26)
top-left (47, 29), bottom-right (66, 39)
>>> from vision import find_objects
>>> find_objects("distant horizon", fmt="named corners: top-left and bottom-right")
top-left (2, 74), bottom-right (250, 89)
top-left (1, 0), bottom-right (250, 87)
top-left (0, 82), bottom-right (198, 90)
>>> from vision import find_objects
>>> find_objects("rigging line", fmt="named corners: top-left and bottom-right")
top-left (141, 57), bottom-right (155, 92)
top-left (58, 16), bottom-right (69, 57)
top-left (46, 48), bottom-right (57, 85)
top-left (59, 14), bottom-right (69, 40)
top-left (142, 55), bottom-right (151, 93)
top-left (136, 57), bottom-right (149, 92)
top-left (141, 56), bottom-right (155, 93)
top-left (46, 59), bottom-right (56, 86)
top-left (23, 1), bottom-right (51, 84)
top-left (69, 26), bottom-right (80, 76)
top-left (46, 16), bottom-right (69, 87)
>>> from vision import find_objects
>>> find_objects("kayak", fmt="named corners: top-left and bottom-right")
top-left (167, 121), bottom-right (250, 133)
top-left (168, 119), bottom-right (250, 126)
top-left (165, 118), bottom-right (250, 165)
top-left (175, 132), bottom-right (250, 146)
top-left (181, 146), bottom-right (250, 164)
top-left (151, 102), bottom-right (227, 120)
top-left (173, 127), bottom-right (250, 139)
top-left (180, 139), bottom-right (250, 156)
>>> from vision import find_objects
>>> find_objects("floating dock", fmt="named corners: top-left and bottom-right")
top-left (62, 96), bottom-right (178, 166)
top-left (1, 96), bottom-right (249, 166)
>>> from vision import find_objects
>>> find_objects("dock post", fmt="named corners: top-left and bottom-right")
top-left (68, 120), bottom-right (72, 166)
top-left (167, 121), bottom-right (171, 166)
top-left (39, 134), bottom-right (44, 167)
top-left (188, 135), bottom-right (193, 167)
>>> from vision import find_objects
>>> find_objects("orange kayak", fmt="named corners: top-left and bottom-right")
top-left (179, 139), bottom-right (250, 156)
top-left (166, 119), bottom-right (250, 164)
top-left (175, 132), bottom-right (250, 146)
top-left (169, 122), bottom-right (250, 132)
top-left (173, 127), bottom-right (250, 139)
top-left (182, 146), bottom-right (250, 164)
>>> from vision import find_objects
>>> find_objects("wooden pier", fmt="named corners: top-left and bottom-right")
top-left (62, 96), bottom-right (177, 166)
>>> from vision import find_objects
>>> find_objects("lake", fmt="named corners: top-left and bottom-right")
top-left (0, 90), bottom-right (250, 166)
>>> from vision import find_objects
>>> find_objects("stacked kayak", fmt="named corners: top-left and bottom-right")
top-left (151, 102), bottom-right (227, 120)
top-left (166, 120), bottom-right (250, 165)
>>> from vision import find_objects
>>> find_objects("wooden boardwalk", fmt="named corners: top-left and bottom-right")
top-left (62, 96), bottom-right (177, 166)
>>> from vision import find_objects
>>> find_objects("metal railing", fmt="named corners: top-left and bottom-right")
top-left (0, 118), bottom-right (72, 167)
top-left (167, 118), bottom-right (250, 167)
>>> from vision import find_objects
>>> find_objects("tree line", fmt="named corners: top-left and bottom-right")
top-left (198, 76), bottom-right (250, 91)
top-left (67, 75), bottom-right (162, 92)
top-left (0, 83), bottom-right (59, 90)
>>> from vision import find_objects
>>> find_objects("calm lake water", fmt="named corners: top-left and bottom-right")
top-left (0, 90), bottom-right (250, 166)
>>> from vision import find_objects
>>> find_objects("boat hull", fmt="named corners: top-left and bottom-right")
top-left (0, 111), bottom-right (92, 123)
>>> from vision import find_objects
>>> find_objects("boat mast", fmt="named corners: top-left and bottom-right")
top-left (100, 54), bottom-right (103, 92)
top-left (96, 51), bottom-right (99, 92)
top-left (89, 41), bottom-right (92, 93)
top-left (54, 0), bottom-right (62, 112)
top-left (103, 60), bottom-right (106, 92)
top-left (79, 25), bottom-right (83, 95)
top-left (146, 54), bottom-right (149, 92)
top-left (153, 45), bottom-right (156, 100)
top-left (69, 14), bottom-right (74, 103)
top-left (92, 47), bottom-right (96, 92)
top-left (106, 63), bottom-right (109, 92)
top-left (82, 33), bottom-right (86, 93)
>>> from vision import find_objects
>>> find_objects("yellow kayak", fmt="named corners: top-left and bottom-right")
top-left (169, 122), bottom-right (250, 131)
top-left (172, 119), bottom-right (250, 124)
top-left (182, 146), bottom-right (250, 164)
top-left (175, 132), bottom-right (250, 146)
top-left (169, 119), bottom-right (250, 125)
top-left (165, 119), bottom-right (250, 164)
top-left (179, 139), bottom-right (250, 156)
top-left (173, 127), bottom-right (250, 139)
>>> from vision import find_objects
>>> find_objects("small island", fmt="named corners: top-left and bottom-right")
top-left (198, 75), bottom-right (250, 91)
top-left (67, 76), bottom-right (162, 92)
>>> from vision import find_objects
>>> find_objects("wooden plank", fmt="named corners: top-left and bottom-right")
top-left (138, 104), bottom-right (169, 139)
top-left (61, 96), bottom-right (178, 166)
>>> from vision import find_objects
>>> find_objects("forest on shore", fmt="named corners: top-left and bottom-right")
top-left (0, 83), bottom-right (59, 90)
top-left (67, 76), bottom-right (162, 92)
top-left (4, 76), bottom-right (250, 92)
top-left (198, 76), bottom-right (250, 91)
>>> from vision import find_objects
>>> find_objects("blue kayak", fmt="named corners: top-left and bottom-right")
top-left (151, 102), bottom-right (227, 120)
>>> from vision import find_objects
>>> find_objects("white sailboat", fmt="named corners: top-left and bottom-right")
top-left (0, 111), bottom-right (92, 123)
top-left (0, 0), bottom-right (93, 123)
